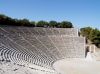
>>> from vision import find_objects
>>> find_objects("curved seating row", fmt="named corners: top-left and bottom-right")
top-left (0, 43), bottom-right (58, 74)
top-left (1, 27), bottom-right (78, 36)
top-left (0, 26), bottom-right (85, 73)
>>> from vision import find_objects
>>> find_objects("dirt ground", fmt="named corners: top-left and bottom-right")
top-left (53, 58), bottom-right (100, 74)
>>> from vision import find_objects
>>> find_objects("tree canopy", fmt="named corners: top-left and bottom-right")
top-left (80, 27), bottom-right (100, 48)
top-left (0, 14), bottom-right (73, 28)
top-left (60, 21), bottom-right (73, 28)
top-left (36, 20), bottom-right (49, 27)
top-left (49, 21), bottom-right (58, 27)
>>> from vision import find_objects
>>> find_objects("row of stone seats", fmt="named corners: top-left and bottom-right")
top-left (0, 43), bottom-right (28, 64)
top-left (0, 43), bottom-right (58, 74)
top-left (37, 36), bottom-right (64, 59)
top-left (0, 43), bottom-right (56, 71)
top-left (48, 35), bottom-right (66, 57)
top-left (24, 27), bottom-right (85, 58)
top-left (0, 28), bottom-right (57, 69)
top-left (15, 27), bottom-right (65, 59)
top-left (0, 33), bottom-right (34, 62)
top-left (2, 31), bottom-right (55, 66)
top-left (1, 26), bottom-right (85, 58)
top-left (24, 28), bottom-right (65, 59)
top-left (50, 35), bottom-right (85, 58)
top-left (34, 27), bottom-right (78, 36)
top-left (62, 36), bottom-right (85, 58)
top-left (1, 26), bottom-right (78, 36)
top-left (24, 27), bottom-right (84, 58)
top-left (0, 26), bottom-right (85, 70)
top-left (0, 36), bottom-right (43, 67)
top-left (1, 27), bottom-right (63, 60)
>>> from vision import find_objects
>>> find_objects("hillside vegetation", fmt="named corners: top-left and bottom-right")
top-left (0, 14), bottom-right (73, 28)
top-left (80, 27), bottom-right (100, 48)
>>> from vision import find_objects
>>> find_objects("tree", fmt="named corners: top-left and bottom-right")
top-left (89, 28), bottom-right (100, 41)
top-left (56, 22), bottom-right (61, 28)
top-left (30, 21), bottom-right (35, 27)
top-left (80, 27), bottom-right (92, 39)
top-left (49, 21), bottom-right (58, 27)
top-left (0, 14), bottom-right (74, 28)
top-left (36, 20), bottom-right (49, 27)
top-left (0, 14), bottom-right (9, 25)
top-left (92, 37), bottom-right (100, 47)
top-left (80, 27), bottom-right (100, 48)
top-left (89, 28), bottom-right (100, 47)
top-left (60, 21), bottom-right (73, 28)
top-left (17, 19), bottom-right (30, 26)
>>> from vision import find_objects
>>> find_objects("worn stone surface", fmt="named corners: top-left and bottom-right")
top-left (0, 61), bottom-right (57, 74)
